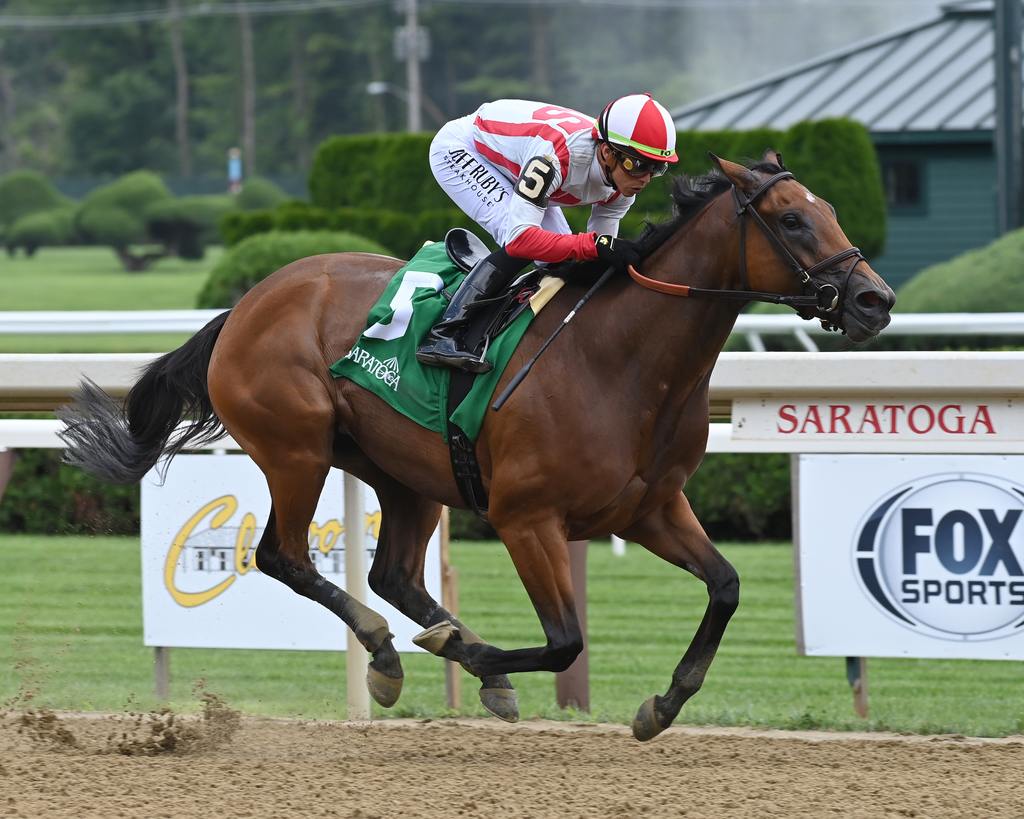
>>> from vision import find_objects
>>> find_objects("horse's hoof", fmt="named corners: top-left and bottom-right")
top-left (479, 687), bottom-right (519, 723)
top-left (412, 620), bottom-right (459, 655)
top-left (366, 665), bottom-right (403, 708)
top-left (632, 695), bottom-right (667, 742)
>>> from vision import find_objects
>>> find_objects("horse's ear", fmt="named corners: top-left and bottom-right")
top-left (707, 152), bottom-right (758, 194)
top-left (762, 148), bottom-right (786, 170)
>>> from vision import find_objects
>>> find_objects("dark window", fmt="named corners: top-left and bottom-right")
top-left (882, 160), bottom-right (922, 208)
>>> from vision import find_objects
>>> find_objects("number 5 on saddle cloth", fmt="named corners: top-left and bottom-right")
top-left (330, 231), bottom-right (565, 512)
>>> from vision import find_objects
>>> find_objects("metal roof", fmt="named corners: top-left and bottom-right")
top-left (671, 1), bottom-right (1002, 135)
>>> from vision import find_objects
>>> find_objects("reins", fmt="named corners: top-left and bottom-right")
top-left (628, 171), bottom-right (867, 327)
top-left (493, 168), bottom-right (867, 413)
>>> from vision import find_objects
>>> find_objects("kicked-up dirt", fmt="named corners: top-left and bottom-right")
top-left (2, 708), bottom-right (1023, 818)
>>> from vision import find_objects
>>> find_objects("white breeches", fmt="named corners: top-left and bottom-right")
top-left (428, 116), bottom-right (570, 248)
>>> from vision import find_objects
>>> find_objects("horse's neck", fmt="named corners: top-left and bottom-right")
top-left (586, 199), bottom-right (742, 406)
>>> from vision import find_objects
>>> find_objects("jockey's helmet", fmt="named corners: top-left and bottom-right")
top-left (596, 93), bottom-right (679, 169)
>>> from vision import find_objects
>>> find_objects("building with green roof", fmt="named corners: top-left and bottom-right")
top-left (672, 1), bottom-right (1008, 289)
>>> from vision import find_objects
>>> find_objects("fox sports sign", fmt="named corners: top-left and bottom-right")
top-left (855, 472), bottom-right (1024, 641)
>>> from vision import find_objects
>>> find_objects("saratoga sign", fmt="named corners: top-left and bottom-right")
top-left (733, 397), bottom-right (1022, 451)
top-left (795, 454), bottom-right (1024, 660)
top-left (141, 454), bottom-right (441, 652)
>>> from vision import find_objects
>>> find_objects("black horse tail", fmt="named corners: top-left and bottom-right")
top-left (58, 310), bottom-right (231, 484)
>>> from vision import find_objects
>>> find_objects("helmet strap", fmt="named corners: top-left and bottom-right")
top-left (597, 142), bottom-right (622, 193)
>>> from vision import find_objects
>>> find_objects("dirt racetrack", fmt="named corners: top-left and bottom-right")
top-left (2, 708), bottom-right (1023, 819)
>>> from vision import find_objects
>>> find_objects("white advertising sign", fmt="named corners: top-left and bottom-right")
top-left (141, 454), bottom-right (441, 652)
top-left (796, 454), bottom-right (1024, 659)
top-left (734, 397), bottom-right (1023, 452)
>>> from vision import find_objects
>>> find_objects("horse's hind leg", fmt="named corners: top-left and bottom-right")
top-left (251, 456), bottom-right (405, 707)
top-left (366, 474), bottom-right (518, 722)
top-left (619, 491), bottom-right (740, 742)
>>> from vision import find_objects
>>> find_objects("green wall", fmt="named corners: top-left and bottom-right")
top-left (872, 142), bottom-right (996, 290)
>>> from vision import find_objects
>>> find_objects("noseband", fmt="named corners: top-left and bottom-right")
top-left (628, 170), bottom-right (866, 332)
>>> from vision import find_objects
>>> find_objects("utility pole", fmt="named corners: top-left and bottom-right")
top-left (403, 0), bottom-right (422, 132)
top-left (238, 1), bottom-right (256, 176)
top-left (168, 0), bottom-right (192, 177)
top-left (994, 0), bottom-right (1022, 233)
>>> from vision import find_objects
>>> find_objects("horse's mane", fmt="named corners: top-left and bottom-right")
top-left (554, 159), bottom-right (784, 284)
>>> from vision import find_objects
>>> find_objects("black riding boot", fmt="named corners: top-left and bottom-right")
top-left (416, 252), bottom-right (525, 373)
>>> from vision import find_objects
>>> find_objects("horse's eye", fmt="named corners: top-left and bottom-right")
top-left (781, 213), bottom-right (801, 230)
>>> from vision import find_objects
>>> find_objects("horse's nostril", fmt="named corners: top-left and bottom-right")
top-left (856, 290), bottom-right (883, 309)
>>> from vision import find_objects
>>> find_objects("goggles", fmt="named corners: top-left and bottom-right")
top-left (612, 147), bottom-right (668, 178)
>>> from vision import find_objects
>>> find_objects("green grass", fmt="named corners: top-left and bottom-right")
top-left (0, 246), bottom-right (218, 352)
top-left (2, 535), bottom-right (1021, 736)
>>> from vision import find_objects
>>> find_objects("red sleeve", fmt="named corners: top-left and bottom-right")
top-left (505, 227), bottom-right (599, 263)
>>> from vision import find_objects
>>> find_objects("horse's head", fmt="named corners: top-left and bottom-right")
top-left (711, 151), bottom-right (895, 342)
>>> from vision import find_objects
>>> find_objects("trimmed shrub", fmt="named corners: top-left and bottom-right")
top-left (220, 210), bottom-right (275, 247)
top-left (685, 453), bottom-right (792, 540)
top-left (221, 203), bottom-right (486, 259)
top-left (896, 226), bottom-right (1024, 313)
top-left (276, 201), bottom-right (332, 231)
top-left (236, 176), bottom-right (289, 211)
top-left (76, 205), bottom-right (147, 250)
top-left (310, 133), bottom-right (447, 212)
top-left (75, 170), bottom-right (172, 250)
top-left (0, 170), bottom-right (71, 232)
top-left (197, 230), bottom-right (392, 308)
top-left (781, 118), bottom-right (886, 259)
top-left (0, 450), bottom-right (138, 535)
top-left (331, 207), bottom-right (415, 257)
top-left (6, 207), bottom-right (76, 255)
top-left (145, 194), bottom-right (235, 260)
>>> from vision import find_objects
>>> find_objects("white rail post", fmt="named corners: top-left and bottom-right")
top-left (343, 474), bottom-right (371, 720)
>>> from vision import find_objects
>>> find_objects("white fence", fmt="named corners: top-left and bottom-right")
top-left (2, 350), bottom-right (1022, 449)
top-left (3, 310), bottom-right (1024, 353)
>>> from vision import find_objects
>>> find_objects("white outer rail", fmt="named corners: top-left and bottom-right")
top-left (0, 310), bottom-right (226, 334)
top-left (3, 310), bottom-right (1024, 352)
top-left (2, 350), bottom-right (1022, 448)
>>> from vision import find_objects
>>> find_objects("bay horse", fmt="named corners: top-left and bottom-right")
top-left (60, 153), bottom-right (895, 741)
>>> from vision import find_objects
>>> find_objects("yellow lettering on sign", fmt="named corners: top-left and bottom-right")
top-left (309, 519), bottom-right (343, 555)
top-left (164, 495), bottom-right (239, 607)
top-left (235, 512), bottom-right (258, 574)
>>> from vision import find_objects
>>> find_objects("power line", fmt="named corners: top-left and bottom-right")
top-left (0, 0), bottom-right (383, 30)
top-left (0, 0), bottom-right (945, 29)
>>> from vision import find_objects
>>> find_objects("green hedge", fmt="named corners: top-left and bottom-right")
top-left (896, 225), bottom-right (1024, 313)
top-left (220, 204), bottom-right (483, 259)
top-left (310, 133), bottom-right (446, 213)
top-left (308, 119), bottom-right (885, 258)
top-left (0, 170), bottom-right (71, 233)
top-left (0, 449), bottom-right (790, 540)
top-left (6, 207), bottom-right (76, 255)
top-left (145, 194), bottom-right (235, 260)
top-left (236, 176), bottom-right (288, 211)
top-left (196, 229), bottom-right (392, 308)
top-left (75, 170), bottom-right (172, 248)
top-left (0, 450), bottom-right (138, 535)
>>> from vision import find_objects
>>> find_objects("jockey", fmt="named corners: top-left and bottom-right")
top-left (416, 93), bottom-right (679, 373)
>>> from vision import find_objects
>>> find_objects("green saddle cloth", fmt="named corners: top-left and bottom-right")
top-left (329, 241), bottom-right (536, 442)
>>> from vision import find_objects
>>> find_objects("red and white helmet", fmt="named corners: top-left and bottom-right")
top-left (596, 93), bottom-right (678, 163)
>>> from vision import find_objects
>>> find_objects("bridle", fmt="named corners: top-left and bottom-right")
top-left (627, 171), bottom-right (867, 333)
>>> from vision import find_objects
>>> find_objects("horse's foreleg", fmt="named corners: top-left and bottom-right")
top-left (366, 477), bottom-right (518, 721)
top-left (620, 491), bottom-right (740, 742)
top-left (255, 457), bottom-right (404, 706)
top-left (448, 513), bottom-right (583, 678)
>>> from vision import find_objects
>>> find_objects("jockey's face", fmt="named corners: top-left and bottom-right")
top-left (599, 143), bottom-right (655, 197)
